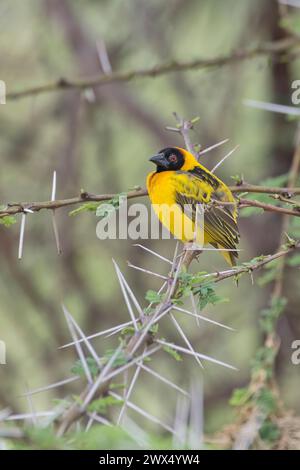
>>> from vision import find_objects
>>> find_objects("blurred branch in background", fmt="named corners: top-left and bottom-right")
top-left (6, 36), bottom-right (300, 101)
top-left (230, 123), bottom-right (300, 450)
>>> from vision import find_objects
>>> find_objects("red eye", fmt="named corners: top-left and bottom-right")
top-left (169, 154), bottom-right (177, 163)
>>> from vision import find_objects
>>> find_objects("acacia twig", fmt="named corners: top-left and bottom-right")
top-left (2, 184), bottom-right (300, 220)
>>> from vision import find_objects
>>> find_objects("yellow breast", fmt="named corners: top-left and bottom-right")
top-left (147, 171), bottom-right (203, 243)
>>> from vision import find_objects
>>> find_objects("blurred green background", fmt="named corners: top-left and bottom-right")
top-left (1, 0), bottom-right (300, 439)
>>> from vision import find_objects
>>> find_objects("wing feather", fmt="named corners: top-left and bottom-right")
top-left (173, 169), bottom-right (239, 256)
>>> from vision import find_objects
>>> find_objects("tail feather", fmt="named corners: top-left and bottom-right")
top-left (217, 244), bottom-right (238, 267)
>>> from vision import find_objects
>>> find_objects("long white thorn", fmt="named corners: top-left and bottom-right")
top-left (22, 376), bottom-right (80, 397)
top-left (51, 171), bottom-right (57, 201)
top-left (243, 99), bottom-right (300, 116)
top-left (157, 339), bottom-right (237, 370)
top-left (18, 214), bottom-right (26, 260)
top-left (65, 310), bottom-right (101, 367)
top-left (112, 260), bottom-right (138, 331)
top-left (170, 313), bottom-right (204, 369)
top-left (127, 262), bottom-right (168, 281)
top-left (87, 412), bottom-right (112, 427)
top-left (190, 293), bottom-right (200, 328)
top-left (198, 138), bottom-right (229, 156)
top-left (211, 145), bottom-right (239, 173)
top-left (117, 362), bottom-right (142, 425)
top-left (173, 394), bottom-right (189, 449)
top-left (50, 171), bottom-right (62, 254)
top-left (130, 304), bottom-right (173, 356)
top-left (0, 408), bottom-right (11, 421)
top-left (172, 305), bottom-right (235, 331)
top-left (140, 363), bottom-right (189, 397)
top-left (59, 320), bottom-right (134, 349)
top-left (96, 39), bottom-right (112, 74)
top-left (110, 391), bottom-right (176, 435)
top-left (122, 415), bottom-right (151, 448)
top-left (133, 244), bottom-right (173, 265)
top-left (25, 383), bottom-right (37, 426)
top-left (95, 345), bottom-right (161, 388)
top-left (82, 343), bottom-right (124, 408)
top-left (51, 212), bottom-right (61, 255)
top-left (116, 265), bottom-right (145, 319)
top-left (62, 305), bottom-right (93, 384)
top-left (85, 413), bottom-right (95, 432)
top-left (6, 412), bottom-right (55, 421)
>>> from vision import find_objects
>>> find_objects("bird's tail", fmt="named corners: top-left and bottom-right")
top-left (218, 244), bottom-right (238, 266)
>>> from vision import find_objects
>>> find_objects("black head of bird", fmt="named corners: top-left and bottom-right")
top-left (149, 147), bottom-right (185, 172)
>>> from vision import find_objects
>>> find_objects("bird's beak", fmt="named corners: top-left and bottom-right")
top-left (149, 153), bottom-right (168, 168)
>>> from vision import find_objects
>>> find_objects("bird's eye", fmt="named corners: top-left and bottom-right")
top-left (168, 154), bottom-right (177, 163)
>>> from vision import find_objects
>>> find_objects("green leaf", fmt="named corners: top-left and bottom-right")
top-left (194, 282), bottom-right (228, 309)
top-left (69, 202), bottom-right (99, 216)
top-left (259, 420), bottom-right (281, 443)
top-left (0, 215), bottom-right (17, 227)
top-left (177, 271), bottom-right (208, 294)
top-left (71, 357), bottom-right (100, 378)
top-left (145, 290), bottom-right (164, 304)
top-left (259, 297), bottom-right (287, 334)
top-left (96, 203), bottom-right (116, 218)
top-left (24, 426), bottom-right (63, 450)
top-left (149, 323), bottom-right (159, 335)
top-left (241, 254), bottom-right (266, 267)
top-left (69, 192), bottom-right (127, 217)
top-left (96, 192), bottom-right (127, 218)
top-left (120, 325), bottom-right (136, 337)
top-left (230, 174), bottom-right (244, 185)
top-left (104, 348), bottom-right (127, 367)
top-left (88, 395), bottom-right (123, 414)
top-left (256, 388), bottom-right (278, 415)
top-left (162, 342), bottom-right (182, 362)
top-left (109, 383), bottom-right (126, 391)
top-left (229, 387), bottom-right (252, 407)
top-left (251, 346), bottom-right (276, 379)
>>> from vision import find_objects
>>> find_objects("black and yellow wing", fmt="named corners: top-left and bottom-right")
top-left (172, 167), bottom-right (239, 265)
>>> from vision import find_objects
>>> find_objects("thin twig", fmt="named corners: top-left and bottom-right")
top-left (7, 37), bottom-right (300, 101)
top-left (3, 183), bottom-right (300, 219)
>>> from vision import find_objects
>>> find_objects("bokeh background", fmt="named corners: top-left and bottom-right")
top-left (1, 0), bottom-right (300, 441)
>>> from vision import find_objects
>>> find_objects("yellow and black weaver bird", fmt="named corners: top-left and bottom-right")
top-left (147, 147), bottom-right (239, 266)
